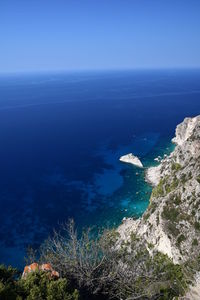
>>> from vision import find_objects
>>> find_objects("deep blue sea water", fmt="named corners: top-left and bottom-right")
top-left (0, 69), bottom-right (200, 267)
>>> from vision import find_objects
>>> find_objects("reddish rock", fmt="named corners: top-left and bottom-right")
top-left (22, 263), bottom-right (39, 278)
top-left (40, 263), bottom-right (53, 272)
top-left (22, 262), bottom-right (59, 279)
top-left (51, 270), bottom-right (60, 278)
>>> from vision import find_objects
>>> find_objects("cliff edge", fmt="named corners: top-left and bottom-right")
top-left (118, 115), bottom-right (200, 264)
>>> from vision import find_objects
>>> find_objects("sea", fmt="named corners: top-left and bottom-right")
top-left (0, 69), bottom-right (200, 267)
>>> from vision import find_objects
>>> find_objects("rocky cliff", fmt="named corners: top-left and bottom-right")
top-left (118, 115), bottom-right (200, 265)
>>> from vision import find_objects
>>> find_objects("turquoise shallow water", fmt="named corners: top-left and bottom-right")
top-left (79, 135), bottom-right (175, 230)
top-left (0, 70), bottom-right (200, 267)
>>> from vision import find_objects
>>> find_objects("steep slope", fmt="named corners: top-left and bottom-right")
top-left (118, 115), bottom-right (200, 264)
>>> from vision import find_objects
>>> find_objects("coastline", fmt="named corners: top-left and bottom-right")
top-left (119, 115), bottom-right (200, 262)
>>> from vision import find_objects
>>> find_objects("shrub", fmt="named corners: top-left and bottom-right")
top-left (192, 239), bottom-right (198, 246)
top-left (170, 177), bottom-right (179, 190)
top-left (0, 265), bottom-right (79, 300)
top-left (194, 221), bottom-right (200, 231)
top-left (180, 173), bottom-right (187, 184)
top-left (149, 201), bottom-right (157, 213)
top-left (167, 223), bottom-right (180, 237)
top-left (196, 176), bottom-right (200, 184)
top-left (162, 206), bottom-right (179, 222)
top-left (143, 212), bottom-right (150, 220)
top-left (156, 213), bottom-right (160, 226)
top-left (171, 163), bottom-right (182, 172)
top-left (20, 272), bottom-right (79, 300)
top-left (176, 234), bottom-right (186, 246)
top-left (0, 265), bottom-right (21, 300)
top-left (152, 179), bottom-right (165, 197)
top-left (0, 220), bottom-right (191, 300)
top-left (174, 194), bottom-right (181, 205)
top-left (39, 220), bottom-right (188, 300)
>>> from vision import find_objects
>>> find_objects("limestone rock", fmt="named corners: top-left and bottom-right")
top-left (118, 115), bottom-right (200, 264)
top-left (119, 153), bottom-right (143, 168)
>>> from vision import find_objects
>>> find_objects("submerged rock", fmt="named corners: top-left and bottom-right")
top-left (119, 153), bottom-right (143, 168)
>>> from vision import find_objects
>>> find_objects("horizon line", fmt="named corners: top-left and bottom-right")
top-left (1, 66), bottom-right (200, 76)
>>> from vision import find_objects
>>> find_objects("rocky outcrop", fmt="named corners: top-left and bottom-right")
top-left (22, 263), bottom-right (59, 279)
top-left (118, 115), bottom-right (200, 265)
top-left (172, 116), bottom-right (200, 146)
top-left (145, 165), bottom-right (161, 186)
top-left (119, 153), bottom-right (143, 168)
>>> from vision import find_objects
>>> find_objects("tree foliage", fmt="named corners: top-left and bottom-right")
top-left (0, 264), bottom-right (79, 300)
top-left (0, 220), bottom-right (193, 300)
top-left (39, 219), bottom-right (188, 300)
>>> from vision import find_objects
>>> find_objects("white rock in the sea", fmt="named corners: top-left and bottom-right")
top-left (119, 153), bottom-right (143, 168)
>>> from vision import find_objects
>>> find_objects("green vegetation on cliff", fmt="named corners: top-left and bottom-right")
top-left (0, 220), bottom-right (191, 300)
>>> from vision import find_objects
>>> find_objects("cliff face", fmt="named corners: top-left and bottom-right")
top-left (118, 115), bottom-right (200, 264)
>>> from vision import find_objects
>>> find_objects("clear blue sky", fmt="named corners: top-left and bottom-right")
top-left (1, 0), bottom-right (200, 73)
